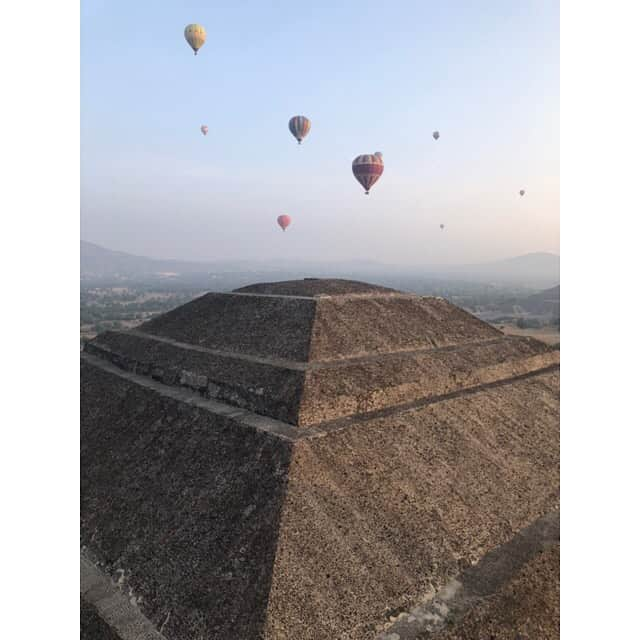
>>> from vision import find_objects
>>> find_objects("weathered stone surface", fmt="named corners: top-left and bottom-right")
top-left (137, 286), bottom-right (501, 364)
top-left (265, 371), bottom-right (560, 639)
top-left (81, 550), bottom-right (167, 640)
top-left (81, 600), bottom-right (122, 640)
top-left (85, 330), bottom-right (305, 424)
top-left (81, 279), bottom-right (560, 639)
top-left (309, 295), bottom-right (500, 361)
top-left (84, 287), bottom-right (553, 427)
top-left (86, 327), bottom-right (557, 428)
top-left (81, 360), bottom-right (292, 640)
top-left (298, 336), bottom-right (558, 425)
top-left (428, 543), bottom-right (559, 640)
top-left (235, 277), bottom-right (399, 296)
top-left (140, 292), bottom-right (316, 361)
top-left (378, 511), bottom-right (559, 639)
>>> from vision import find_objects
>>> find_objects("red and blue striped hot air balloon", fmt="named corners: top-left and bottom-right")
top-left (352, 153), bottom-right (384, 194)
top-left (288, 115), bottom-right (311, 144)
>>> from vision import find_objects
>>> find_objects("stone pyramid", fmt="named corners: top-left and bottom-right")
top-left (81, 279), bottom-right (560, 640)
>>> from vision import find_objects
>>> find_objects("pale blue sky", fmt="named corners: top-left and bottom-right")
top-left (81, 0), bottom-right (559, 264)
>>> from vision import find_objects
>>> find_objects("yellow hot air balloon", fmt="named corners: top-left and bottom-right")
top-left (184, 24), bottom-right (206, 55)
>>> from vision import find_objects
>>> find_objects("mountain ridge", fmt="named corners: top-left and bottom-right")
top-left (81, 240), bottom-right (559, 288)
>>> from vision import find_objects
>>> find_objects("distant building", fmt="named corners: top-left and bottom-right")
top-left (81, 279), bottom-right (559, 640)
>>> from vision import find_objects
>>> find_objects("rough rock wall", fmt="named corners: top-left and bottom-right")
top-left (81, 360), bottom-right (293, 640)
top-left (298, 337), bottom-right (558, 426)
top-left (141, 292), bottom-right (317, 361)
top-left (431, 544), bottom-right (560, 640)
top-left (308, 297), bottom-right (501, 361)
top-left (265, 371), bottom-right (560, 640)
top-left (85, 331), bottom-right (305, 424)
top-left (81, 600), bottom-right (122, 640)
top-left (234, 279), bottom-right (399, 297)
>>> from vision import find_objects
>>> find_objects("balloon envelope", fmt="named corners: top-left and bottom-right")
top-left (288, 116), bottom-right (311, 144)
top-left (440, 224), bottom-right (445, 230)
top-left (433, 131), bottom-right (440, 140)
top-left (519, 189), bottom-right (525, 196)
top-left (277, 215), bottom-right (291, 231)
top-left (184, 24), bottom-right (206, 54)
top-left (352, 154), bottom-right (384, 194)
top-left (200, 125), bottom-right (208, 136)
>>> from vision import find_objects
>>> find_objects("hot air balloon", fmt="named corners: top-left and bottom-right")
top-left (277, 215), bottom-right (291, 231)
top-left (352, 154), bottom-right (384, 195)
top-left (200, 125), bottom-right (208, 136)
top-left (184, 24), bottom-right (206, 55)
top-left (519, 189), bottom-right (526, 197)
top-left (288, 116), bottom-right (311, 144)
top-left (433, 131), bottom-right (440, 140)
top-left (440, 223), bottom-right (445, 230)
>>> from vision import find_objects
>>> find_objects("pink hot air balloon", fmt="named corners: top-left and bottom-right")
top-left (200, 125), bottom-right (208, 136)
top-left (352, 153), bottom-right (384, 195)
top-left (277, 215), bottom-right (291, 231)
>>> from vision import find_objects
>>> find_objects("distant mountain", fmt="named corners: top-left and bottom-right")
top-left (81, 241), bottom-right (559, 289)
top-left (80, 241), bottom-right (215, 277)
top-left (435, 253), bottom-right (559, 288)
top-left (519, 284), bottom-right (560, 315)
top-left (470, 284), bottom-right (560, 323)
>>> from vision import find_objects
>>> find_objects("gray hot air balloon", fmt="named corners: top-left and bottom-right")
top-left (519, 189), bottom-right (525, 197)
top-left (288, 115), bottom-right (311, 144)
top-left (433, 131), bottom-right (440, 141)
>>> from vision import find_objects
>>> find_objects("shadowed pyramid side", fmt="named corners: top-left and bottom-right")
top-left (81, 359), bottom-right (293, 640)
top-left (140, 292), bottom-right (318, 361)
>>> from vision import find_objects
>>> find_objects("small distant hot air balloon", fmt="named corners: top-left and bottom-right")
top-left (433, 131), bottom-right (440, 140)
top-left (277, 215), bottom-right (291, 232)
top-left (352, 154), bottom-right (384, 195)
top-left (184, 24), bottom-right (206, 55)
top-left (519, 189), bottom-right (526, 197)
top-left (200, 125), bottom-right (208, 136)
top-left (288, 116), bottom-right (311, 144)
top-left (374, 151), bottom-right (383, 159)
top-left (440, 223), bottom-right (445, 230)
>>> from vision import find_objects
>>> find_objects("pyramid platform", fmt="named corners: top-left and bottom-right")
top-left (81, 279), bottom-right (560, 639)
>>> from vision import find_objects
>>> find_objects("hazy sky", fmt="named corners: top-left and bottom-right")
top-left (81, 0), bottom-right (559, 265)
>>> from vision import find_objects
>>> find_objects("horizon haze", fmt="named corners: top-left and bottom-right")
top-left (81, 239), bottom-right (559, 289)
